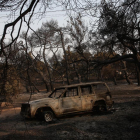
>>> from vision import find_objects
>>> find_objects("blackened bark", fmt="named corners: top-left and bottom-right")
top-left (25, 85), bottom-right (29, 93)
top-left (136, 64), bottom-right (140, 86)
top-left (122, 61), bottom-right (133, 85)
top-left (113, 77), bottom-right (117, 85)
top-left (73, 63), bottom-right (81, 83)
top-left (68, 47), bottom-right (81, 83)
top-left (43, 47), bottom-right (54, 91)
top-left (42, 79), bottom-right (50, 92)
top-left (1, 0), bottom-right (39, 55)
top-left (87, 61), bottom-right (90, 81)
top-left (60, 30), bottom-right (70, 85)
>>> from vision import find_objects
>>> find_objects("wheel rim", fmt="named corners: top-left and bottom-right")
top-left (44, 113), bottom-right (52, 122)
top-left (99, 106), bottom-right (104, 111)
top-left (99, 106), bottom-right (106, 112)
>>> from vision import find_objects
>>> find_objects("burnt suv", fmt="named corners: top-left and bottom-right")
top-left (21, 82), bottom-right (114, 122)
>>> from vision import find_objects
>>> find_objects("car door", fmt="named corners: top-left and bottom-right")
top-left (80, 85), bottom-right (96, 111)
top-left (61, 87), bottom-right (82, 114)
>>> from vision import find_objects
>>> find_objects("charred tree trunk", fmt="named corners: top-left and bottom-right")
top-left (34, 70), bottom-right (51, 92)
top-left (43, 46), bottom-right (54, 91)
top-left (122, 61), bottom-right (133, 85)
top-left (87, 61), bottom-right (90, 81)
top-left (28, 54), bottom-right (51, 92)
top-left (68, 47), bottom-right (81, 83)
top-left (62, 75), bottom-right (65, 85)
top-left (113, 77), bottom-right (117, 85)
top-left (99, 67), bottom-right (103, 81)
top-left (136, 63), bottom-right (140, 86)
top-left (25, 84), bottom-right (30, 93)
top-left (134, 54), bottom-right (140, 86)
top-left (60, 30), bottom-right (70, 85)
top-left (42, 78), bottom-right (50, 92)
top-left (73, 63), bottom-right (81, 83)
top-left (97, 69), bottom-right (101, 81)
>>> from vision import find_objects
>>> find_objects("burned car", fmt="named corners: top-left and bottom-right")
top-left (21, 82), bottom-right (114, 122)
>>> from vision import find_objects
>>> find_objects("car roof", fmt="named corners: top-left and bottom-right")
top-left (55, 82), bottom-right (106, 90)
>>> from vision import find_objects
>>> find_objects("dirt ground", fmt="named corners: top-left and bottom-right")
top-left (0, 82), bottom-right (140, 140)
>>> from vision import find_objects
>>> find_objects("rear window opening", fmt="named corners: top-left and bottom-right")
top-left (81, 85), bottom-right (92, 95)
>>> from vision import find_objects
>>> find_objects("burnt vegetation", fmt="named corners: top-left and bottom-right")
top-left (0, 0), bottom-right (140, 139)
top-left (0, 0), bottom-right (140, 101)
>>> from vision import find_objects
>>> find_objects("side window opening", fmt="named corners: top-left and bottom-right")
top-left (64, 87), bottom-right (78, 97)
top-left (81, 85), bottom-right (92, 95)
top-left (49, 88), bottom-right (65, 98)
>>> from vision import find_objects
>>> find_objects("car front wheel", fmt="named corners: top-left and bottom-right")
top-left (98, 105), bottom-right (107, 112)
top-left (93, 105), bottom-right (107, 113)
top-left (43, 111), bottom-right (54, 122)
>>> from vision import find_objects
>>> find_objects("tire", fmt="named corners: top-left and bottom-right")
top-left (43, 111), bottom-right (54, 122)
top-left (93, 105), bottom-right (107, 113)
top-left (98, 105), bottom-right (107, 112)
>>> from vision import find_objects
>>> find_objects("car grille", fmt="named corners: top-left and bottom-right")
top-left (21, 103), bottom-right (30, 112)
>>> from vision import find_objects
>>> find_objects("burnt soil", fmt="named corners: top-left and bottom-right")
top-left (0, 83), bottom-right (140, 140)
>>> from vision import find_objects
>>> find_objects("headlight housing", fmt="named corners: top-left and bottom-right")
top-left (106, 95), bottom-right (111, 100)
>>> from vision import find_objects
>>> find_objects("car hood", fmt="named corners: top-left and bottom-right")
top-left (29, 97), bottom-right (55, 105)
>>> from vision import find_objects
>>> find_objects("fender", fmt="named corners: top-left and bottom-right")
top-left (31, 105), bottom-right (56, 117)
top-left (93, 99), bottom-right (106, 106)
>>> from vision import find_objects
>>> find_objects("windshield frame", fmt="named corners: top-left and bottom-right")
top-left (48, 88), bottom-right (66, 98)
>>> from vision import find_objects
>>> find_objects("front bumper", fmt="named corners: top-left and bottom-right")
top-left (20, 103), bottom-right (31, 118)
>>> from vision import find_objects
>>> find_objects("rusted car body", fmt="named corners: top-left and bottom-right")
top-left (21, 82), bottom-right (114, 122)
